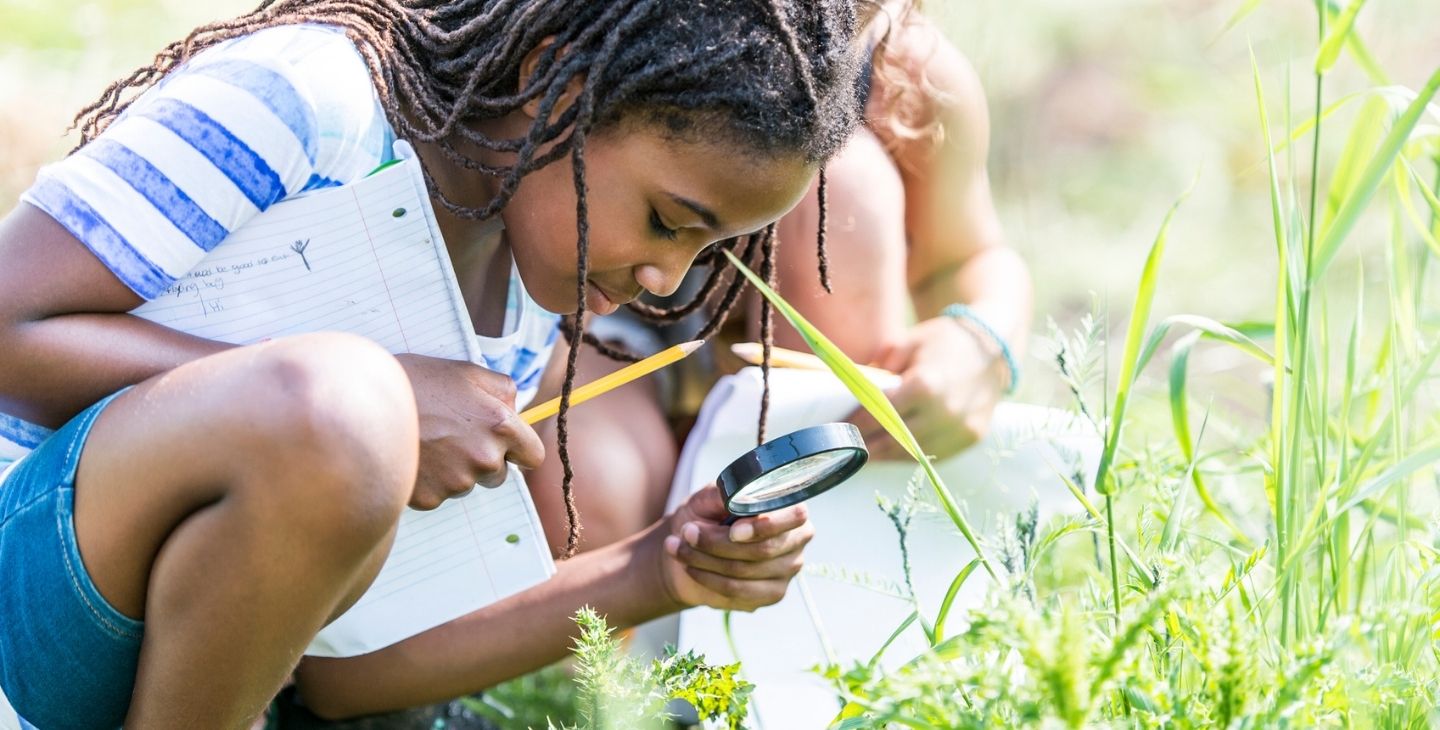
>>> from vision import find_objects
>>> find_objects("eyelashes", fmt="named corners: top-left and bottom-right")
top-left (649, 209), bottom-right (679, 241)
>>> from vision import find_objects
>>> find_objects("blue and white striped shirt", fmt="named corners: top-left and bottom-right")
top-left (1, 24), bottom-right (560, 467)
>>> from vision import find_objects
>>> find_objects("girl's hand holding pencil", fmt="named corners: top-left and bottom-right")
top-left (396, 353), bottom-right (546, 510)
top-left (393, 342), bottom-right (702, 511)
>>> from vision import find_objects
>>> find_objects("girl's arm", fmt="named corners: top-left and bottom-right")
top-left (0, 204), bottom-right (227, 428)
top-left (852, 15), bottom-right (1034, 460)
top-left (293, 520), bottom-right (678, 717)
top-left (889, 17), bottom-right (1031, 339)
top-left (293, 485), bottom-right (812, 719)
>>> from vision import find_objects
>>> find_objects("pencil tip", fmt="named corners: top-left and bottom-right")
top-left (680, 340), bottom-right (705, 355)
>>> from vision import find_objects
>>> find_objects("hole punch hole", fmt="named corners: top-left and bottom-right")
top-left (392, 207), bottom-right (407, 218)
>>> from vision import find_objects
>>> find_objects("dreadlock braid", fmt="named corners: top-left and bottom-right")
top-left (555, 137), bottom-right (591, 558)
top-left (757, 224), bottom-right (778, 446)
top-left (817, 166), bottom-right (833, 292)
top-left (75, 0), bottom-right (861, 557)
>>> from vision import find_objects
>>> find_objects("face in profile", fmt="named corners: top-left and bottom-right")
top-left (499, 123), bottom-right (817, 316)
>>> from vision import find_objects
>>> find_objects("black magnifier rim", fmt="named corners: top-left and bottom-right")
top-left (717, 422), bottom-right (869, 516)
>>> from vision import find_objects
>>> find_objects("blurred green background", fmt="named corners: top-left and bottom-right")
top-left (2, 0), bottom-right (1436, 401)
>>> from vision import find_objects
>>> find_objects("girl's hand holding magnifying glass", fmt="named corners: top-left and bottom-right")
top-left (656, 485), bottom-right (814, 612)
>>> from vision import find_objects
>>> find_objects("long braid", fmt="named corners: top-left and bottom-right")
top-left (757, 224), bottom-right (778, 446)
top-left (555, 138), bottom-right (589, 558)
top-left (549, 0), bottom-right (660, 556)
top-left (817, 166), bottom-right (833, 292)
top-left (72, 0), bottom-right (861, 558)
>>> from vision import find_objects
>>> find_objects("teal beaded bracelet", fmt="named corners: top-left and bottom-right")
top-left (941, 303), bottom-right (1019, 395)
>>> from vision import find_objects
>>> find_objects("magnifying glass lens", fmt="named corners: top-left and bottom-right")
top-left (730, 449), bottom-right (857, 505)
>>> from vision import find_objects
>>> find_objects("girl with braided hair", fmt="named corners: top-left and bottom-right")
top-left (528, 0), bottom-right (1033, 555)
top-left (0, 0), bottom-right (860, 726)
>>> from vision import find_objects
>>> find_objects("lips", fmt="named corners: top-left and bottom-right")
top-left (585, 280), bottom-right (622, 315)
top-left (582, 278), bottom-right (645, 316)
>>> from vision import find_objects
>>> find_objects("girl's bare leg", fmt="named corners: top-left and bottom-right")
top-left (69, 333), bottom-right (420, 728)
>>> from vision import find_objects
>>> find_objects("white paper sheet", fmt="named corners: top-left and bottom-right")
top-left (130, 145), bottom-right (555, 657)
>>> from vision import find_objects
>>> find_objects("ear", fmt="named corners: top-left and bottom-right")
top-left (519, 36), bottom-right (586, 121)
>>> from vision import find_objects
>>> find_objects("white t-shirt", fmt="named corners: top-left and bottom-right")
top-left (2, 24), bottom-right (560, 468)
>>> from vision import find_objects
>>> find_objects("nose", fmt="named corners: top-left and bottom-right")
top-left (635, 245), bottom-right (706, 297)
top-left (634, 264), bottom-right (683, 297)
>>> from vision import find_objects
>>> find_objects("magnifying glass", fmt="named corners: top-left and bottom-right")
top-left (717, 422), bottom-right (870, 521)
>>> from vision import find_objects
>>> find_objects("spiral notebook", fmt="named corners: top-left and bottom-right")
top-left (129, 142), bottom-right (555, 658)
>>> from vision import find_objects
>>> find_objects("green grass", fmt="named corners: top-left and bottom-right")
top-left (805, 2), bottom-right (1440, 725)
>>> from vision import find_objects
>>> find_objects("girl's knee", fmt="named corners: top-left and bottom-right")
top-left (231, 334), bottom-right (418, 536)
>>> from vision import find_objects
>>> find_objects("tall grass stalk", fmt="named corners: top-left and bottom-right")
top-left (814, 3), bottom-right (1440, 725)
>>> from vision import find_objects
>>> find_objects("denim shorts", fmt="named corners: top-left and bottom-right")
top-left (0, 391), bottom-right (141, 730)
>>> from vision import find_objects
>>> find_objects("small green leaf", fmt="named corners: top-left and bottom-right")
top-left (1094, 180), bottom-right (1197, 495)
top-left (1313, 66), bottom-right (1440, 280)
top-left (1315, 0), bottom-right (1370, 73)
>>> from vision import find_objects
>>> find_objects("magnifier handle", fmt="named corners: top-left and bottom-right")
top-left (721, 514), bottom-right (739, 527)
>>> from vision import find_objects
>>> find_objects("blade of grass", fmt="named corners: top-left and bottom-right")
top-left (1134, 313), bottom-right (1277, 377)
top-left (1253, 44), bottom-right (1294, 641)
top-left (1051, 463), bottom-right (1153, 584)
top-left (931, 559), bottom-right (982, 644)
top-left (1312, 66), bottom-right (1440, 280)
top-left (1315, 0), bottom-right (1369, 73)
top-left (1342, 22), bottom-right (1390, 84)
top-left (864, 610), bottom-right (919, 669)
top-left (722, 248), bottom-right (996, 578)
top-left (1398, 159), bottom-right (1440, 258)
top-left (1089, 177), bottom-right (1198, 635)
top-left (1214, 0), bottom-right (1269, 40)
top-left (1094, 180), bottom-right (1197, 496)
top-left (1167, 334), bottom-right (1248, 544)
top-left (1334, 447), bottom-right (1440, 516)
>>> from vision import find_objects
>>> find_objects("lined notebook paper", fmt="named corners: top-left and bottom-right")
top-left (130, 142), bottom-right (555, 658)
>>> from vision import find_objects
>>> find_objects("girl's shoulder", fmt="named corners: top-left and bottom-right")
top-left (179, 23), bottom-right (395, 184)
top-left (197, 24), bottom-right (364, 83)
top-left (20, 23), bottom-right (394, 301)
top-left (866, 10), bottom-right (988, 169)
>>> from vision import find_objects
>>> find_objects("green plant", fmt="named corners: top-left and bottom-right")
top-left (725, 2), bottom-right (1440, 726)
top-left (542, 608), bottom-right (752, 730)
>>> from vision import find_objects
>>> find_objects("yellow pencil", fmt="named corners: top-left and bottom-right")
top-left (729, 342), bottom-right (896, 381)
top-left (520, 340), bottom-right (704, 424)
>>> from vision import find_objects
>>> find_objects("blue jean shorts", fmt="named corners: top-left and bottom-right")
top-left (0, 391), bottom-right (141, 730)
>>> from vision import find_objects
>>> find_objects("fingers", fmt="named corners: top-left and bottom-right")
top-left (681, 483), bottom-right (731, 522)
top-left (669, 540), bottom-right (805, 581)
top-left (853, 369), bottom-right (945, 461)
top-left (680, 570), bottom-right (793, 610)
top-left (661, 505), bottom-right (813, 611)
top-left (495, 409), bottom-right (546, 471)
top-left (870, 339), bottom-right (916, 374)
top-left (467, 365), bottom-right (519, 408)
top-left (671, 508), bottom-right (814, 561)
top-left (864, 431), bottom-right (911, 461)
top-left (850, 396), bottom-right (917, 462)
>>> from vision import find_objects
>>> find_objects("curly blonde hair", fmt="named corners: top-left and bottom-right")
top-left (857, 0), bottom-right (950, 156)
